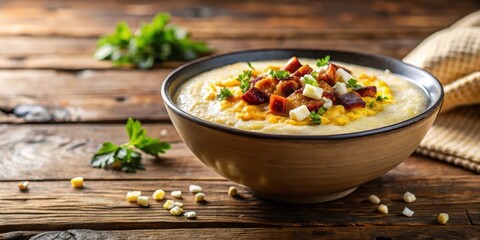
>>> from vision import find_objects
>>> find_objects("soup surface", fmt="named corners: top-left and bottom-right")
top-left (174, 57), bottom-right (428, 135)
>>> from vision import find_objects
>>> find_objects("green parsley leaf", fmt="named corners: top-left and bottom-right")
top-left (311, 71), bottom-right (318, 79)
top-left (369, 100), bottom-right (374, 108)
top-left (247, 62), bottom-right (254, 70)
top-left (94, 12), bottom-right (212, 69)
top-left (310, 112), bottom-right (322, 125)
top-left (269, 70), bottom-right (290, 80)
top-left (346, 78), bottom-right (362, 90)
top-left (376, 95), bottom-right (389, 101)
top-left (303, 75), bottom-right (319, 87)
top-left (317, 106), bottom-right (327, 116)
top-left (237, 70), bottom-right (252, 93)
top-left (316, 55), bottom-right (330, 67)
top-left (217, 87), bottom-right (233, 100)
top-left (309, 107), bottom-right (327, 125)
top-left (91, 118), bottom-right (171, 173)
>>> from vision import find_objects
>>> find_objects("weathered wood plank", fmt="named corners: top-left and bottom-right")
top-left (0, 177), bottom-right (477, 232)
top-left (0, 37), bottom-right (421, 70)
top-left (0, 124), bottom-right (475, 181)
top-left (0, 124), bottom-right (223, 181)
top-left (2, 226), bottom-right (479, 240)
top-left (0, 69), bottom-right (170, 122)
top-left (0, 0), bottom-right (476, 38)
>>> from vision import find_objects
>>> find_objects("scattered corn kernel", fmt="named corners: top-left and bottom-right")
top-left (403, 191), bottom-right (417, 203)
top-left (18, 181), bottom-right (29, 191)
top-left (368, 194), bottom-right (380, 204)
top-left (189, 185), bottom-right (203, 193)
top-left (70, 177), bottom-right (84, 188)
top-left (437, 213), bottom-right (449, 225)
top-left (171, 190), bottom-right (182, 198)
top-left (195, 192), bottom-right (205, 202)
top-left (126, 191), bottom-right (142, 202)
top-left (152, 189), bottom-right (165, 200)
top-left (378, 204), bottom-right (388, 214)
top-left (170, 206), bottom-right (183, 216)
top-left (184, 211), bottom-right (197, 219)
top-left (228, 186), bottom-right (238, 197)
top-left (163, 200), bottom-right (175, 210)
top-left (402, 207), bottom-right (414, 217)
top-left (174, 202), bottom-right (184, 207)
top-left (137, 196), bottom-right (149, 207)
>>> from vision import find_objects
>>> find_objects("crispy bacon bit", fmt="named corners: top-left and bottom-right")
top-left (286, 92), bottom-right (324, 112)
top-left (336, 92), bottom-right (365, 110)
top-left (254, 77), bottom-right (278, 95)
top-left (250, 76), bottom-right (263, 86)
top-left (293, 65), bottom-right (313, 77)
top-left (281, 57), bottom-right (302, 73)
top-left (326, 63), bottom-right (339, 81)
top-left (242, 87), bottom-right (269, 105)
top-left (274, 79), bottom-right (301, 97)
top-left (318, 73), bottom-right (335, 86)
top-left (355, 86), bottom-right (377, 97)
top-left (269, 94), bottom-right (287, 115)
top-left (318, 80), bottom-right (336, 100)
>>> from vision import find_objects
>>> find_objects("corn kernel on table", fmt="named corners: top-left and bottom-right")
top-left (0, 1), bottom-right (479, 239)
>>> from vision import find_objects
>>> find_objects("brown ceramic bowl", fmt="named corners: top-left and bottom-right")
top-left (161, 49), bottom-right (443, 204)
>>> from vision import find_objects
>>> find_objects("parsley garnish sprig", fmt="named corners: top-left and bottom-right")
top-left (303, 75), bottom-right (319, 87)
top-left (269, 70), bottom-right (290, 80)
top-left (94, 13), bottom-right (212, 69)
top-left (310, 107), bottom-right (327, 125)
top-left (91, 118), bottom-right (171, 173)
top-left (237, 70), bottom-right (252, 93)
top-left (217, 87), bottom-right (233, 100)
top-left (346, 78), bottom-right (362, 90)
top-left (316, 55), bottom-right (330, 67)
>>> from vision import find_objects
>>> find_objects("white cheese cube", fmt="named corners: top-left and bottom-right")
top-left (317, 65), bottom-right (328, 74)
top-left (333, 82), bottom-right (348, 95)
top-left (403, 191), bottom-right (417, 203)
top-left (184, 211), bottom-right (197, 219)
top-left (289, 105), bottom-right (310, 121)
top-left (402, 207), bottom-right (414, 217)
top-left (195, 192), bottom-right (205, 202)
top-left (171, 190), bottom-right (182, 198)
top-left (321, 97), bottom-right (333, 109)
top-left (302, 84), bottom-right (324, 100)
top-left (189, 185), bottom-right (203, 193)
top-left (336, 68), bottom-right (352, 82)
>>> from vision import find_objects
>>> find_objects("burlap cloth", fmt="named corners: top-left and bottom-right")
top-left (403, 11), bottom-right (480, 173)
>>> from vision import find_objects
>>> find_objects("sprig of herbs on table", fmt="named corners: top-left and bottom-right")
top-left (94, 13), bottom-right (212, 69)
top-left (91, 118), bottom-right (171, 173)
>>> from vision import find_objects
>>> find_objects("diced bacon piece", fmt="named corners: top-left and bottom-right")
top-left (326, 63), bottom-right (339, 81)
top-left (356, 86), bottom-right (377, 97)
top-left (281, 57), bottom-right (302, 73)
top-left (254, 77), bottom-right (278, 95)
top-left (242, 87), bottom-right (269, 105)
top-left (293, 65), bottom-right (313, 77)
top-left (336, 92), bottom-right (366, 110)
top-left (318, 73), bottom-right (335, 86)
top-left (269, 94), bottom-right (287, 115)
top-left (250, 76), bottom-right (263, 86)
top-left (274, 79), bottom-right (301, 97)
top-left (318, 81), bottom-right (335, 100)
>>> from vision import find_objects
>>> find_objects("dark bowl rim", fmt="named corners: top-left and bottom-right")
top-left (161, 48), bottom-right (444, 140)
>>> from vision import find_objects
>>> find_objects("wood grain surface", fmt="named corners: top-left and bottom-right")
top-left (0, 0), bottom-right (479, 238)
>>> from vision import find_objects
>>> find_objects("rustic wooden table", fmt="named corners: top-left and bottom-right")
top-left (0, 1), bottom-right (479, 239)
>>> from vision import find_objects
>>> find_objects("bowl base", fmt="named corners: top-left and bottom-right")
top-left (250, 187), bottom-right (358, 204)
